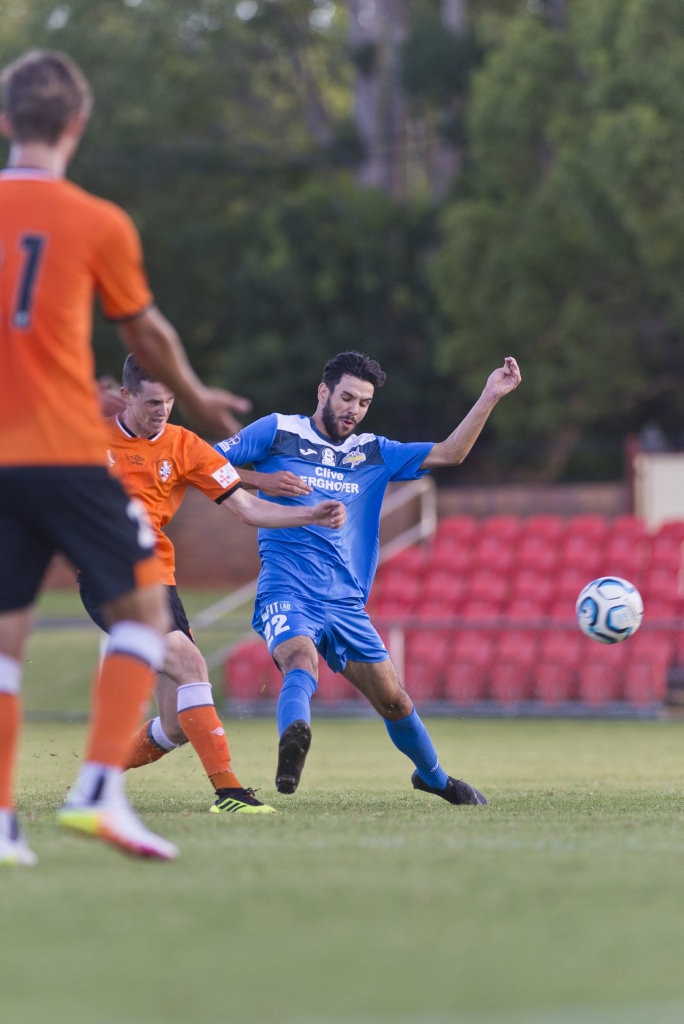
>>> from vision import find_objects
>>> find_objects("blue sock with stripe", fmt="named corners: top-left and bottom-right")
top-left (384, 708), bottom-right (449, 790)
top-left (277, 669), bottom-right (317, 735)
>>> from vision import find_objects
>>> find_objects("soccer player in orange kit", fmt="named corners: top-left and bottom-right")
top-left (0, 49), bottom-right (255, 864)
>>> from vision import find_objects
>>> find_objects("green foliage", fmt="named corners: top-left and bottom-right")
top-left (401, 10), bottom-right (482, 106)
top-left (206, 180), bottom-right (456, 440)
top-left (6, 1), bottom-right (684, 477)
top-left (433, 0), bottom-right (684, 478)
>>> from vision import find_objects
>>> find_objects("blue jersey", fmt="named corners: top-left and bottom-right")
top-left (215, 413), bottom-right (432, 604)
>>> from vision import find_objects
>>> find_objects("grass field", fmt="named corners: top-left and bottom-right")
top-left (8, 590), bottom-right (684, 1023)
top-left (4, 716), bottom-right (684, 1024)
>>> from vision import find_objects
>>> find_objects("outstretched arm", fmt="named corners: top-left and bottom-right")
top-left (237, 468), bottom-right (313, 497)
top-left (421, 357), bottom-right (522, 469)
top-left (118, 306), bottom-right (252, 438)
top-left (223, 488), bottom-right (346, 529)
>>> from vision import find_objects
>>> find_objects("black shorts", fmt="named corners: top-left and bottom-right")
top-left (79, 579), bottom-right (193, 642)
top-left (0, 465), bottom-right (158, 613)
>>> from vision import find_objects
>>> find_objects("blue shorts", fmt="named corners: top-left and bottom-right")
top-left (253, 594), bottom-right (388, 673)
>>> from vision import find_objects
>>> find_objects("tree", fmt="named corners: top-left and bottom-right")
top-left (432, 0), bottom-right (684, 480)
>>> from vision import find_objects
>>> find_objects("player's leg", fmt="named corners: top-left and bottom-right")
top-left (161, 628), bottom-right (275, 814)
top-left (255, 598), bottom-right (321, 794)
top-left (336, 607), bottom-right (488, 807)
top-left (0, 482), bottom-right (57, 866)
top-left (52, 471), bottom-right (177, 859)
top-left (0, 608), bottom-right (38, 866)
top-left (79, 578), bottom-right (188, 768)
top-left (125, 671), bottom-right (185, 768)
top-left (271, 636), bottom-right (319, 794)
top-left (344, 657), bottom-right (487, 805)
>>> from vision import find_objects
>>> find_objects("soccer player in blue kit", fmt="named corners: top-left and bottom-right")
top-left (215, 351), bottom-right (521, 805)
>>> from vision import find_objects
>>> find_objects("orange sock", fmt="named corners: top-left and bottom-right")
top-left (0, 692), bottom-right (20, 808)
top-left (125, 720), bottom-right (170, 769)
top-left (85, 652), bottom-right (156, 767)
top-left (177, 704), bottom-right (241, 791)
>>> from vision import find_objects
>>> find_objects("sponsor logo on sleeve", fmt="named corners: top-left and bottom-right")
top-left (213, 463), bottom-right (240, 489)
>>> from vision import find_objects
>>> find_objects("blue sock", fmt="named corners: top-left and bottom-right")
top-left (277, 669), bottom-right (317, 735)
top-left (384, 708), bottom-right (449, 790)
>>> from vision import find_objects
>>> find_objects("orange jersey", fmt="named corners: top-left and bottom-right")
top-left (105, 416), bottom-right (241, 584)
top-left (0, 170), bottom-right (153, 467)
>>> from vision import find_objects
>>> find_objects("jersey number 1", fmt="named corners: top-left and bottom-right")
top-left (9, 234), bottom-right (46, 330)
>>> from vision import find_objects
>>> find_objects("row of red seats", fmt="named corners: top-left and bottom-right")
top-left (223, 626), bottom-right (672, 708)
top-left (370, 514), bottom-right (684, 618)
top-left (402, 627), bottom-right (671, 705)
top-left (222, 515), bottom-right (683, 709)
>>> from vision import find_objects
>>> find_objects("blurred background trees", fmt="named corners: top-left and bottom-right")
top-left (2, 0), bottom-right (684, 480)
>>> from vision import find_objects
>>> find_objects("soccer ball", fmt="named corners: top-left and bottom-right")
top-left (575, 576), bottom-right (644, 644)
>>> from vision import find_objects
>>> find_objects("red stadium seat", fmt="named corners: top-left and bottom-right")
top-left (513, 535), bottom-right (558, 573)
top-left (565, 514), bottom-right (610, 542)
top-left (223, 641), bottom-right (280, 703)
top-left (611, 515), bottom-right (649, 541)
top-left (622, 658), bottom-right (668, 704)
top-left (373, 571), bottom-right (422, 606)
top-left (576, 643), bottom-right (626, 704)
top-left (421, 569), bottom-right (463, 607)
top-left (509, 569), bottom-right (555, 605)
top-left (649, 536), bottom-right (684, 570)
top-left (489, 661), bottom-right (534, 702)
top-left (471, 534), bottom-right (517, 572)
top-left (480, 514), bottom-right (522, 542)
top-left (452, 628), bottom-right (496, 664)
top-left (434, 515), bottom-right (480, 546)
top-left (489, 631), bottom-right (538, 702)
top-left (557, 533), bottom-right (604, 570)
top-left (521, 514), bottom-right (565, 542)
top-left (534, 661), bottom-right (577, 703)
top-left (538, 630), bottom-right (583, 665)
top-left (655, 520), bottom-right (684, 542)
top-left (383, 546), bottom-right (429, 577)
top-left (404, 631), bottom-right (451, 699)
top-left (494, 631), bottom-right (539, 664)
top-left (429, 543), bottom-right (473, 573)
top-left (443, 659), bottom-right (488, 703)
top-left (554, 566), bottom-right (592, 602)
top-left (466, 569), bottom-right (510, 605)
top-left (315, 658), bottom-right (362, 703)
top-left (505, 598), bottom-right (548, 629)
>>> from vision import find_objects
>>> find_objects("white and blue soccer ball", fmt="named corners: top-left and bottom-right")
top-left (575, 576), bottom-right (644, 644)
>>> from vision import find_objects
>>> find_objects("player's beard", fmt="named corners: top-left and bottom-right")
top-left (320, 398), bottom-right (353, 442)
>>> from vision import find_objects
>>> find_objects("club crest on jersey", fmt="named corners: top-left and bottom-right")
top-left (322, 448), bottom-right (336, 466)
top-left (157, 458), bottom-right (174, 482)
top-left (342, 447), bottom-right (366, 469)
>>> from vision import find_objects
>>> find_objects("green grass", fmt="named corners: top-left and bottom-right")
top-left (26, 588), bottom-right (251, 715)
top-left (4, 717), bottom-right (684, 1024)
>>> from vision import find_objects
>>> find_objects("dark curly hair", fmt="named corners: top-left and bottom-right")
top-left (321, 351), bottom-right (386, 391)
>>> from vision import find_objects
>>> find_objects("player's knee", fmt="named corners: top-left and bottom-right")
top-left (164, 630), bottom-right (207, 681)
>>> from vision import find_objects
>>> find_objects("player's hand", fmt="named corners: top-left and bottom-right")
top-left (257, 471), bottom-right (313, 498)
top-left (484, 356), bottom-right (521, 400)
top-left (310, 500), bottom-right (346, 529)
top-left (182, 386), bottom-right (253, 438)
top-left (97, 375), bottom-right (124, 417)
